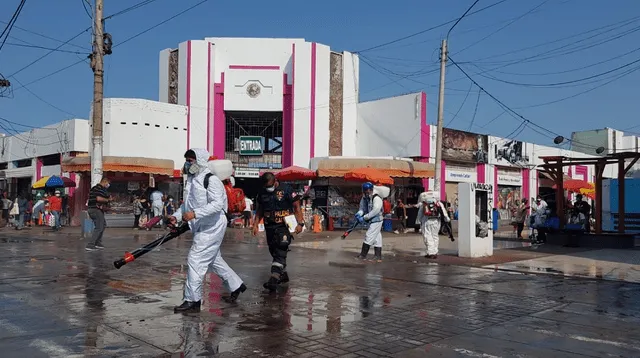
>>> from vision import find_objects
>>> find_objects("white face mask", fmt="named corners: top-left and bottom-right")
top-left (266, 186), bottom-right (275, 193)
top-left (169, 198), bottom-right (173, 202)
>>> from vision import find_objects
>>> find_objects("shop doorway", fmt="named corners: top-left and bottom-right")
top-left (234, 177), bottom-right (261, 201)
top-left (224, 111), bottom-right (283, 168)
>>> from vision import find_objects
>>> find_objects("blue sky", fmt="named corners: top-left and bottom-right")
top-left (1, 0), bottom-right (639, 148)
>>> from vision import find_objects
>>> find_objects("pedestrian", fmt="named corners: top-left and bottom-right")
top-left (393, 199), bottom-right (407, 234)
top-left (418, 191), bottom-right (450, 259)
top-left (16, 193), bottom-right (28, 230)
top-left (252, 172), bottom-right (304, 292)
top-left (85, 177), bottom-right (112, 251)
top-left (243, 196), bottom-right (253, 228)
top-left (1, 191), bottom-right (11, 226)
top-left (511, 198), bottom-right (529, 239)
top-left (49, 190), bottom-right (63, 231)
top-left (169, 148), bottom-right (246, 313)
top-left (132, 194), bottom-right (143, 229)
top-left (150, 188), bottom-right (164, 222)
top-left (354, 182), bottom-right (386, 262)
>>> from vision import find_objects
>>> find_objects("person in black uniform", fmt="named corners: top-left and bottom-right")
top-left (252, 172), bottom-right (304, 292)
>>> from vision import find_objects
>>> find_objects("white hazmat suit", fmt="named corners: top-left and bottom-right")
top-left (173, 148), bottom-right (244, 305)
top-left (417, 191), bottom-right (450, 256)
top-left (355, 185), bottom-right (389, 261)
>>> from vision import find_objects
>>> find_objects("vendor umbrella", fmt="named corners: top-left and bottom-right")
top-left (275, 165), bottom-right (317, 181)
top-left (344, 167), bottom-right (394, 186)
top-left (32, 175), bottom-right (77, 189)
top-left (552, 179), bottom-right (594, 191)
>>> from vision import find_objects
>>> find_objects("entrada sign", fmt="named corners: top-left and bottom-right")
top-left (238, 136), bottom-right (263, 156)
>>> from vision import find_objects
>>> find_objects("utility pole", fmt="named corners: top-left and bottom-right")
top-left (433, 39), bottom-right (447, 195)
top-left (90, 0), bottom-right (104, 187)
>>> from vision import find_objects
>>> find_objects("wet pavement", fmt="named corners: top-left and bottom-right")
top-left (1, 228), bottom-right (640, 357)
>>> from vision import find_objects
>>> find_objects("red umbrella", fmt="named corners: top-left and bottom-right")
top-left (552, 179), bottom-right (594, 191)
top-left (344, 167), bottom-right (394, 186)
top-left (275, 166), bottom-right (317, 181)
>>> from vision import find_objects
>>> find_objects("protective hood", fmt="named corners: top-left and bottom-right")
top-left (373, 185), bottom-right (390, 199)
top-left (190, 148), bottom-right (211, 167)
top-left (419, 191), bottom-right (439, 203)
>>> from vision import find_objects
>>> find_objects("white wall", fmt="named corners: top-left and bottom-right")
top-left (292, 41), bottom-right (312, 167)
top-left (0, 119), bottom-right (89, 163)
top-left (356, 93), bottom-right (422, 157)
top-left (314, 43), bottom-right (331, 158)
top-left (571, 128), bottom-right (610, 156)
top-left (342, 51), bottom-right (359, 157)
top-left (224, 69), bottom-right (283, 111)
top-left (101, 98), bottom-right (187, 169)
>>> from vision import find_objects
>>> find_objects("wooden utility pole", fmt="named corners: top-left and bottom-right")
top-left (90, 0), bottom-right (104, 187)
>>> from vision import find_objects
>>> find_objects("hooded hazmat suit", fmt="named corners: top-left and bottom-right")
top-left (173, 148), bottom-right (244, 303)
top-left (355, 185), bottom-right (388, 261)
top-left (417, 191), bottom-right (450, 256)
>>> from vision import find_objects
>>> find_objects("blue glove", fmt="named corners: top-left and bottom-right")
top-left (355, 214), bottom-right (365, 224)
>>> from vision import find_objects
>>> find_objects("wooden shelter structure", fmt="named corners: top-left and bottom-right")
top-left (540, 152), bottom-right (640, 233)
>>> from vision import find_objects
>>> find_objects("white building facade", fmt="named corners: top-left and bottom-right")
top-left (0, 119), bottom-right (89, 197)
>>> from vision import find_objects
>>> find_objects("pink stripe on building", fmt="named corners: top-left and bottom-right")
top-left (186, 41), bottom-right (192, 149)
top-left (310, 43), bottom-right (317, 158)
top-left (228, 65), bottom-right (280, 70)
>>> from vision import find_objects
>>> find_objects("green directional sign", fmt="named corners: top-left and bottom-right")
top-left (238, 136), bottom-right (263, 156)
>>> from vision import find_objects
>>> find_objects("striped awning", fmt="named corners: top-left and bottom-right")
top-left (61, 156), bottom-right (175, 176)
top-left (314, 158), bottom-right (434, 178)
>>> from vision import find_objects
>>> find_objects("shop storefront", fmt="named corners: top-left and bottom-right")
top-left (444, 163), bottom-right (477, 218)
top-left (62, 156), bottom-right (178, 227)
top-left (495, 167), bottom-right (523, 222)
top-left (310, 157), bottom-right (434, 230)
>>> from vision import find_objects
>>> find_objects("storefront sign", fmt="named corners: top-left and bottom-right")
top-left (445, 165), bottom-right (477, 183)
top-left (496, 169), bottom-right (522, 186)
top-left (127, 181), bottom-right (140, 191)
top-left (238, 136), bottom-right (263, 156)
top-left (234, 168), bottom-right (260, 178)
top-left (246, 162), bottom-right (282, 169)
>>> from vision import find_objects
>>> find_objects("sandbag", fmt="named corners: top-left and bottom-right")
top-left (207, 159), bottom-right (233, 180)
top-left (373, 185), bottom-right (390, 199)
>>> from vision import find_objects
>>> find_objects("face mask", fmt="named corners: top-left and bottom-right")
top-left (56, 194), bottom-right (60, 197)
top-left (169, 198), bottom-right (173, 202)
top-left (266, 186), bottom-right (275, 193)
top-left (183, 161), bottom-right (200, 175)
top-left (105, 183), bottom-right (110, 189)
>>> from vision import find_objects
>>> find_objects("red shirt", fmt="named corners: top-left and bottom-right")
top-left (49, 196), bottom-right (62, 212)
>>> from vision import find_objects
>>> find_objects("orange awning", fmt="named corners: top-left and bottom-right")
top-left (316, 158), bottom-right (434, 178)
top-left (61, 156), bottom-right (175, 176)
top-left (344, 167), bottom-right (394, 185)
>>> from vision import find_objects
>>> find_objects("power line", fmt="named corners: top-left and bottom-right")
top-left (453, 0), bottom-right (550, 55)
top-left (12, 58), bottom-right (86, 91)
top-left (103, 0), bottom-right (162, 21)
top-left (113, 0), bottom-right (210, 48)
top-left (7, 27), bottom-right (91, 78)
top-left (10, 77), bottom-right (78, 117)
top-left (0, 20), bottom-right (90, 50)
top-left (81, 0), bottom-right (92, 19)
top-left (0, 0), bottom-right (27, 54)
top-left (471, 56), bottom-right (640, 88)
top-left (354, 0), bottom-right (510, 53)
top-left (447, 54), bottom-right (614, 151)
top-left (5, 41), bottom-right (86, 54)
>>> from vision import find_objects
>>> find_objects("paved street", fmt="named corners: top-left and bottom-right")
top-left (1, 227), bottom-right (640, 357)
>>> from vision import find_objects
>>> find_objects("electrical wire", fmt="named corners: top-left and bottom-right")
top-left (447, 0), bottom-right (482, 39)
top-left (0, 20), bottom-right (90, 50)
top-left (81, 0), bottom-right (92, 19)
top-left (453, 0), bottom-right (550, 55)
top-left (113, 0), bottom-right (210, 48)
top-left (10, 77), bottom-right (78, 117)
top-left (11, 58), bottom-right (86, 92)
top-left (7, 27), bottom-right (91, 78)
top-left (103, 0), bottom-right (162, 21)
top-left (447, 54), bottom-right (620, 152)
top-left (468, 88), bottom-right (481, 131)
top-left (0, 0), bottom-right (27, 54)
top-left (354, 0), bottom-right (509, 53)
top-left (5, 41), bottom-right (86, 54)
top-left (445, 81), bottom-right (474, 126)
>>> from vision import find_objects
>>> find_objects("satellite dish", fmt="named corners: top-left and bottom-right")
top-left (596, 147), bottom-right (605, 154)
top-left (553, 136), bottom-right (564, 145)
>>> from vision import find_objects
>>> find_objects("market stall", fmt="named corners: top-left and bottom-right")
top-left (62, 155), bottom-right (179, 227)
top-left (309, 157), bottom-right (435, 230)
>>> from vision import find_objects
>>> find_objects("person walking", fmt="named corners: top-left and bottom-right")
top-left (85, 178), bottom-right (112, 251)
top-left (48, 190), bottom-right (63, 231)
top-left (170, 148), bottom-right (246, 313)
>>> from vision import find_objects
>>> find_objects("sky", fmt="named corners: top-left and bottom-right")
top-left (1, 0), bottom-right (640, 150)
